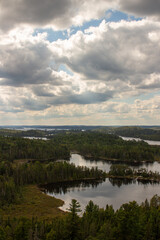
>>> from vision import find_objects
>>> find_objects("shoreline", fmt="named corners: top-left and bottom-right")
top-left (39, 177), bottom-right (105, 191)
top-left (107, 175), bottom-right (160, 183)
top-left (71, 152), bottom-right (155, 164)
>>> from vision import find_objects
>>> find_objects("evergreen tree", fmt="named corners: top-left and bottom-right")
top-left (66, 199), bottom-right (81, 240)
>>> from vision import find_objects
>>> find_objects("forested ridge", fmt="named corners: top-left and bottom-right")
top-left (114, 126), bottom-right (160, 141)
top-left (95, 126), bottom-right (160, 141)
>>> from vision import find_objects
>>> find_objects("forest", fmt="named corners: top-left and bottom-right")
top-left (113, 126), bottom-right (160, 141)
top-left (47, 131), bottom-right (160, 162)
top-left (95, 126), bottom-right (160, 141)
top-left (1, 132), bottom-right (160, 163)
top-left (0, 160), bottom-right (105, 206)
top-left (0, 196), bottom-right (160, 240)
top-left (108, 164), bottom-right (160, 182)
top-left (0, 131), bottom-right (160, 239)
top-left (0, 136), bottom-right (70, 161)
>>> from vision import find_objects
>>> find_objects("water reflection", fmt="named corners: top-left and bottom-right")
top-left (70, 154), bottom-right (160, 173)
top-left (109, 178), bottom-right (135, 187)
top-left (44, 177), bottom-right (160, 211)
top-left (44, 154), bottom-right (160, 211)
top-left (42, 179), bottom-right (103, 195)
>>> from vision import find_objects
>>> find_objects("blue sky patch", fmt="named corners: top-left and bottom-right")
top-left (33, 10), bottom-right (142, 43)
top-left (58, 64), bottom-right (74, 76)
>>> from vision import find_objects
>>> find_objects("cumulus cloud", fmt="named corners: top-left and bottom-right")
top-left (0, 32), bottom-right (55, 86)
top-left (0, 0), bottom-right (116, 32)
top-left (1, 0), bottom-right (160, 33)
top-left (0, 0), bottom-right (160, 125)
top-left (51, 19), bottom-right (160, 92)
top-left (0, 19), bottom-right (160, 118)
top-left (119, 0), bottom-right (160, 20)
top-left (1, 94), bottom-right (159, 125)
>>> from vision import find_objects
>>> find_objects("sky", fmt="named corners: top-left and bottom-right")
top-left (0, 0), bottom-right (160, 126)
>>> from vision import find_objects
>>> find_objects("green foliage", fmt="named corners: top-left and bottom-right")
top-left (1, 132), bottom-right (160, 163)
top-left (0, 160), bottom-right (105, 206)
top-left (109, 165), bottom-right (133, 176)
top-left (48, 131), bottom-right (160, 162)
top-left (1, 196), bottom-right (160, 239)
top-left (108, 164), bottom-right (160, 182)
top-left (0, 136), bottom-right (70, 162)
top-left (66, 199), bottom-right (82, 240)
top-left (114, 126), bottom-right (160, 141)
top-left (0, 132), bottom-right (160, 239)
top-left (0, 226), bottom-right (6, 240)
top-left (0, 176), bottom-right (21, 206)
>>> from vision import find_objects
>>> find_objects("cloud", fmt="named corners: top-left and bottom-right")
top-left (138, 74), bottom-right (160, 89)
top-left (0, 19), bottom-right (160, 118)
top-left (49, 90), bottom-right (113, 105)
top-left (0, 0), bottom-right (116, 32)
top-left (119, 0), bottom-right (160, 20)
top-left (0, 1), bottom-right (160, 125)
top-left (0, 29), bottom-right (68, 87)
top-left (1, 0), bottom-right (160, 33)
top-left (0, 37), bottom-right (53, 86)
top-left (1, 93), bottom-right (159, 125)
top-left (51, 19), bottom-right (160, 92)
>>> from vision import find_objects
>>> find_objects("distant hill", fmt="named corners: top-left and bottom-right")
top-left (94, 126), bottom-right (160, 141)
top-left (0, 125), bottom-right (160, 141)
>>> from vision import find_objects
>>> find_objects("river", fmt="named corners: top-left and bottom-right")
top-left (44, 154), bottom-right (160, 212)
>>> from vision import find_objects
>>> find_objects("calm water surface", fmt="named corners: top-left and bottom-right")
top-left (120, 136), bottom-right (160, 146)
top-left (69, 154), bottom-right (160, 172)
top-left (45, 154), bottom-right (160, 211)
top-left (46, 178), bottom-right (160, 212)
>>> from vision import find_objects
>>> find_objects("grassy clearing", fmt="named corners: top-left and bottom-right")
top-left (1, 185), bottom-right (65, 220)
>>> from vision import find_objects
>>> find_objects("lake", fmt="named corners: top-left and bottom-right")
top-left (120, 136), bottom-right (160, 146)
top-left (69, 154), bottom-right (160, 172)
top-left (44, 154), bottom-right (160, 212)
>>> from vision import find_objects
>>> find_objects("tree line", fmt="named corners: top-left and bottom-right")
top-left (0, 160), bottom-right (105, 206)
top-left (108, 164), bottom-right (160, 182)
top-left (1, 132), bottom-right (160, 163)
top-left (113, 126), bottom-right (160, 141)
top-left (0, 195), bottom-right (160, 240)
top-left (49, 132), bottom-right (160, 162)
top-left (0, 136), bottom-right (70, 161)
